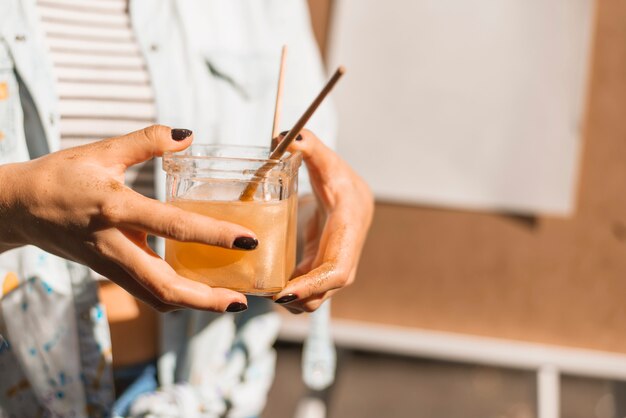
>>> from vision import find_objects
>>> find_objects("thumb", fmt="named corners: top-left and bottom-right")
top-left (281, 129), bottom-right (351, 209)
top-left (97, 125), bottom-right (193, 168)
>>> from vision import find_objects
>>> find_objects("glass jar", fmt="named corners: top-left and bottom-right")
top-left (163, 144), bottom-right (302, 296)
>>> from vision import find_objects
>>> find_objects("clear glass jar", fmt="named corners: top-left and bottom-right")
top-left (163, 145), bottom-right (302, 296)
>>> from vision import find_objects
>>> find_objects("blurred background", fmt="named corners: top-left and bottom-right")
top-left (265, 1), bottom-right (626, 417)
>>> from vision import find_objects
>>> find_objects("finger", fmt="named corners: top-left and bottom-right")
top-left (98, 229), bottom-right (249, 312)
top-left (82, 234), bottom-right (179, 312)
top-left (95, 124), bottom-right (194, 168)
top-left (282, 129), bottom-right (347, 185)
top-left (57, 233), bottom-right (182, 312)
top-left (274, 261), bottom-right (355, 305)
top-left (286, 290), bottom-right (338, 313)
top-left (102, 190), bottom-right (258, 249)
top-left (277, 129), bottom-right (373, 214)
top-left (274, 213), bottom-right (361, 302)
top-left (39, 228), bottom-right (170, 312)
top-left (93, 262), bottom-right (180, 313)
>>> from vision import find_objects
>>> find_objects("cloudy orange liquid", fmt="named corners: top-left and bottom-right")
top-left (165, 197), bottom-right (297, 295)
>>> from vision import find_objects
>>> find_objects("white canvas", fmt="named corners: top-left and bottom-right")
top-left (327, 0), bottom-right (595, 215)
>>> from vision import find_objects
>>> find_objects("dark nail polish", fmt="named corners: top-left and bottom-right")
top-left (279, 131), bottom-right (303, 141)
top-left (233, 237), bottom-right (258, 250)
top-left (226, 302), bottom-right (248, 313)
top-left (171, 128), bottom-right (192, 141)
top-left (275, 294), bottom-right (298, 304)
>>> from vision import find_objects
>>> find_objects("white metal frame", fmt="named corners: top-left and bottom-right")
top-left (280, 318), bottom-right (626, 418)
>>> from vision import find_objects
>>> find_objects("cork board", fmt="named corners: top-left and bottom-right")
top-left (309, 0), bottom-right (626, 354)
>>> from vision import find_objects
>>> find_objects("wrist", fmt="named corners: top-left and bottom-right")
top-left (0, 163), bottom-right (26, 253)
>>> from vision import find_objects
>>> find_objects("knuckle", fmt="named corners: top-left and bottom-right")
top-left (99, 202), bottom-right (122, 223)
top-left (335, 271), bottom-right (351, 287)
top-left (213, 221), bottom-right (234, 246)
top-left (144, 125), bottom-right (170, 139)
top-left (143, 124), bottom-right (168, 140)
top-left (140, 124), bottom-right (168, 153)
top-left (192, 218), bottom-right (231, 247)
top-left (152, 283), bottom-right (175, 304)
top-left (89, 236), bottom-right (111, 257)
top-left (164, 216), bottom-right (189, 241)
top-left (334, 264), bottom-right (353, 286)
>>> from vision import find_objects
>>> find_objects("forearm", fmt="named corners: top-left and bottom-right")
top-left (0, 163), bottom-right (26, 253)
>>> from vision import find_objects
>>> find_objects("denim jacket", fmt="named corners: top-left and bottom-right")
top-left (0, 0), bottom-right (336, 416)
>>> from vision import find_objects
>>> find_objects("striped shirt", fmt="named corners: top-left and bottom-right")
top-left (36, 0), bottom-right (156, 197)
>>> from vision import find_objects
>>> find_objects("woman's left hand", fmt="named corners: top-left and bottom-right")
top-left (273, 130), bottom-right (374, 313)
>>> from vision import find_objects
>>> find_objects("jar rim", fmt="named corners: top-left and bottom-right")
top-left (163, 144), bottom-right (298, 163)
top-left (162, 144), bottom-right (302, 178)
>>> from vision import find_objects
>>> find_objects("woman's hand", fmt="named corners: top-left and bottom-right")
top-left (272, 130), bottom-right (374, 313)
top-left (0, 125), bottom-right (254, 313)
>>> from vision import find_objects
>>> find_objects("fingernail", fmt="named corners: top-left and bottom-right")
top-left (226, 302), bottom-right (248, 312)
top-left (279, 131), bottom-right (303, 141)
top-left (171, 128), bottom-right (193, 141)
top-left (233, 237), bottom-right (258, 250)
top-left (275, 294), bottom-right (298, 304)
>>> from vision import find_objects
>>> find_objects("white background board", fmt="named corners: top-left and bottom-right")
top-left (327, 0), bottom-right (595, 215)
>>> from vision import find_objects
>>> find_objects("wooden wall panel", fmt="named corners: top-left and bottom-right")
top-left (328, 0), bottom-right (626, 353)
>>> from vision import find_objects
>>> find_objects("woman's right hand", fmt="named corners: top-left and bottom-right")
top-left (0, 125), bottom-right (254, 313)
